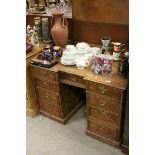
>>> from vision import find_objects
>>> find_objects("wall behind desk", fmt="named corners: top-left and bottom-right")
top-left (26, 15), bottom-right (74, 44)
top-left (72, 0), bottom-right (129, 47)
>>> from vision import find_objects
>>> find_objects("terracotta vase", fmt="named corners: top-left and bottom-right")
top-left (51, 11), bottom-right (68, 47)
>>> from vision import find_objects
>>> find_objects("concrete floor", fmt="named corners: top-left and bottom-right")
top-left (27, 105), bottom-right (125, 155)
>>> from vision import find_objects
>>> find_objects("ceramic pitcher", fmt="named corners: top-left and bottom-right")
top-left (51, 11), bottom-right (68, 47)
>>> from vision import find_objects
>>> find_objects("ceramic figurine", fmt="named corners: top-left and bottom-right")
top-left (27, 25), bottom-right (36, 45)
top-left (101, 36), bottom-right (111, 54)
top-left (33, 26), bottom-right (39, 43)
top-left (30, 29), bottom-right (36, 45)
top-left (27, 25), bottom-right (32, 42)
top-left (51, 11), bottom-right (68, 47)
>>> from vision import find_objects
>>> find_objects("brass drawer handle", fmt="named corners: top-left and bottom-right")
top-left (100, 101), bottom-right (107, 106)
top-left (98, 86), bottom-right (107, 94)
top-left (43, 81), bottom-right (48, 86)
top-left (40, 69), bottom-right (47, 75)
top-left (46, 92), bottom-right (49, 98)
top-left (102, 111), bottom-right (106, 115)
top-left (71, 76), bottom-right (77, 82)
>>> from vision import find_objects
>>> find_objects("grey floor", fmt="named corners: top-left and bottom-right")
top-left (27, 105), bottom-right (125, 155)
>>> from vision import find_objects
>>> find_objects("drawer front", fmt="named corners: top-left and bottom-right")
top-left (30, 66), bottom-right (57, 82)
top-left (87, 92), bottom-right (121, 115)
top-left (87, 81), bottom-right (122, 100)
top-left (88, 107), bottom-right (119, 126)
top-left (60, 73), bottom-right (85, 86)
top-left (38, 99), bottom-right (61, 118)
top-left (36, 88), bottom-right (59, 106)
top-left (88, 119), bottom-right (118, 140)
top-left (35, 79), bottom-right (58, 92)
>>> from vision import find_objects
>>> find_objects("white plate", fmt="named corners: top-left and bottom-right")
top-left (60, 59), bottom-right (75, 66)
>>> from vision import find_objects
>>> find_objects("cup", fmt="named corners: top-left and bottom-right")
top-left (111, 42), bottom-right (126, 52)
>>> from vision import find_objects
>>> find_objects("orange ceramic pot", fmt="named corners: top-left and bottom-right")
top-left (51, 11), bottom-right (68, 48)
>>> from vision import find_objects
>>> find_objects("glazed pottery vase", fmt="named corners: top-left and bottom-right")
top-left (42, 18), bottom-right (52, 43)
top-left (34, 17), bottom-right (42, 41)
top-left (51, 11), bottom-right (68, 47)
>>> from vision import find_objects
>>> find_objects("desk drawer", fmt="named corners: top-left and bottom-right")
top-left (60, 73), bottom-right (85, 88)
top-left (87, 92), bottom-right (121, 116)
top-left (35, 78), bottom-right (58, 93)
top-left (88, 107), bottom-right (119, 126)
top-left (38, 99), bottom-right (61, 118)
top-left (30, 66), bottom-right (57, 82)
top-left (37, 88), bottom-right (59, 106)
top-left (88, 118), bottom-right (118, 140)
top-left (87, 81), bottom-right (122, 100)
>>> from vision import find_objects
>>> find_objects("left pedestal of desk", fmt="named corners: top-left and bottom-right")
top-left (26, 46), bottom-right (42, 117)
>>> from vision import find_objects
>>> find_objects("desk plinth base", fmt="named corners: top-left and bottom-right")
top-left (26, 105), bottom-right (39, 117)
top-left (39, 100), bottom-right (84, 125)
top-left (86, 130), bottom-right (120, 148)
top-left (121, 144), bottom-right (129, 155)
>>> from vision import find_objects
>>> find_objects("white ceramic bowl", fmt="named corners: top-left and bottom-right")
top-left (76, 42), bottom-right (90, 50)
top-left (66, 45), bottom-right (77, 53)
top-left (91, 47), bottom-right (102, 55)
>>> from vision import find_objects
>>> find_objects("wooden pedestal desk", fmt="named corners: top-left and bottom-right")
top-left (29, 62), bottom-right (128, 148)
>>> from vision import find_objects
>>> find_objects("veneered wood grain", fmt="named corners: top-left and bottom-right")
top-left (73, 20), bottom-right (129, 47)
top-left (72, 0), bottom-right (129, 25)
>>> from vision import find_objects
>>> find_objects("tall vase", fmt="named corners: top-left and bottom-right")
top-left (34, 17), bottom-right (42, 41)
top-left (42, 18), bottom-right (52, 43)
top-left (51, 11), bottom-right (68, 47)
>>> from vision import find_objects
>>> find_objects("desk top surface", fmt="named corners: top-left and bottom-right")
top-left (30, 61), bottom-right (128, 90)
top-left (29, 44), bottom-right (128, 90)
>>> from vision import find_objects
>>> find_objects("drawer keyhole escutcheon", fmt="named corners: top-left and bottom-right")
top-left (98, 86), bottom-right (107, 94)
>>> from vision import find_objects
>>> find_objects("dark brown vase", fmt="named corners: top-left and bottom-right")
top-left (51, 11), bottom-right (68, 48)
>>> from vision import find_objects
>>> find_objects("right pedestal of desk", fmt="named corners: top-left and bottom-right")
top-left (86, 81), bottom-right (127, 148)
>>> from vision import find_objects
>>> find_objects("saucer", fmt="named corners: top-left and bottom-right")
top-left (61, 59), bottom-right (75, 66)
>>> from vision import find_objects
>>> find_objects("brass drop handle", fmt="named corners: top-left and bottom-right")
top-left (40, 70), bottom-right (45, 74)
top-left (71, 76), bottom-right (77, 82)
top-left (102, 111), bottom-right (106, 115)
top-left (44, 81), bottom-right (48, 86)
top-left (100, 101), bottom-right (107, 106)
top-left (41, 70), bottom-right (47, 76)
top-left (98, 86), bottom-right (107, 94)
top-left (46, 92), bottom-right (49, 98)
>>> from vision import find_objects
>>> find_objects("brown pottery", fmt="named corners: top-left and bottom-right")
top-left (51, 11), bottom-right (68, 48)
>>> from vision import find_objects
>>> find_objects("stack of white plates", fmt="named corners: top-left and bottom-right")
top-left (61, 45), bottom-right (77, 65)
